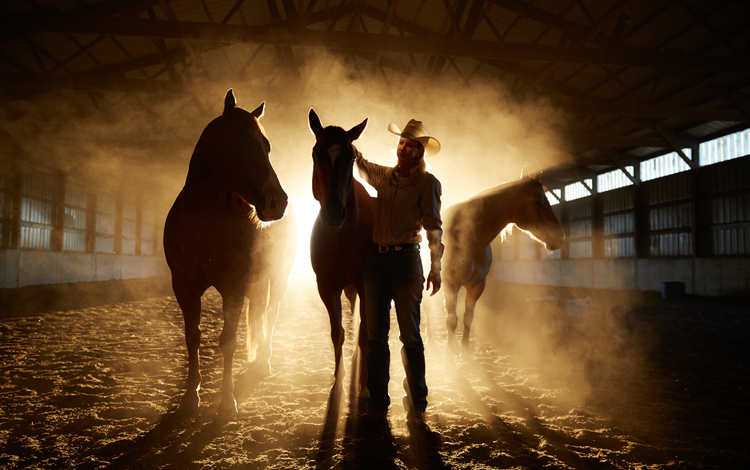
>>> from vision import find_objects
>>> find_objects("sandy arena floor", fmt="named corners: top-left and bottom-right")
top-left (0, 273), bottom-right (747, 469)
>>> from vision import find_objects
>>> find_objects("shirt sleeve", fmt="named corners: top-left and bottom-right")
top-left (422, 175), bottom-right (444, 271)
top-left (355, 151), bottom-right (386, 189)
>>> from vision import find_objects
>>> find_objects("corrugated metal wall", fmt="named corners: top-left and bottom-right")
top-left (567, 198), bottom-right (592, 259)
top-left (20, 171), bottom-right (56, 250)
top-left (644, 172), bottom-right (693, 257)
top-left (602, 186), bottom-right (635, 258)
top-left (700, 157), bottom-right (750, 255)
top-left (95, 193), bottom-right (116, 253)
top-left (63, 181), bottom-right (87, 252)
top-left (2, 164), bottom-right (160, 259)
top-left (122, 197), bottom-right (137, 255)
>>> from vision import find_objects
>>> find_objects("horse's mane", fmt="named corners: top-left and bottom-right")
top-left (464, 177), bottom-right (536, 202)
top-left (217, 191), bottom-right (268, 229)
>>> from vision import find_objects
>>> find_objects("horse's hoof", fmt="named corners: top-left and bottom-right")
top-left (177, 392), bottom-right (200, 417)
top-left (217, 399), bottom-right (238, 422)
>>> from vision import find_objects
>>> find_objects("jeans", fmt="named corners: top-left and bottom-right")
top-left (364, 245), bottom-right (428, 413)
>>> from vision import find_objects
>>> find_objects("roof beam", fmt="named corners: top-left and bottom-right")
top-left (0, 71), bottom-right (290, 99)
top-left (564, 101), bottom-right (750, 122)
top-left (568, 132), bottom-right (685, 149)
top-left (3, 11), bottom-right (750, 73)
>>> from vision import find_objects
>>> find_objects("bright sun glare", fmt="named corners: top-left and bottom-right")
top-left (291, 198), bottom-right (320, 272)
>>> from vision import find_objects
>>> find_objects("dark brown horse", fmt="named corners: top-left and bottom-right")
top-left (164, 89), bottom-right (297, 421)
top-left (442, 176), bottom-right (565, 351)
top-left (308, 109), bottom-right (374, 396)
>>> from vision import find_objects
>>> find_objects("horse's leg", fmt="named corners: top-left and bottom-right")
top-left (356, 281), bottom-right (369, 397)
top-left (343, 284), bottom-right (357, 317)
top-left (444, 284), bottom-right (460, 354)
top-left (317, 279), bottom-right (345, 391)
top-left (172, 276), bottom-right (204, 416)
top-left (461, 278), bottom-right (487, 348)
top-left (217, 291), bottom-right (244, 421)
top-left (463, 245), bottom-right (492, 348)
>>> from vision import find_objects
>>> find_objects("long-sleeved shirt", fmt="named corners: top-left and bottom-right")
top-left (356, 153), bottom-right (444, 271)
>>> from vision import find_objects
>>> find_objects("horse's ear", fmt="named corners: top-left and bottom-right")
top-left (250, 101), bottom-right (265, 119)
top-left (520, 166), bottom-right (528, 179)
top-left (347, 118), bottom-right (368, 142)
top-left (309, 108), bottom-right (324, 136)
top-left (223, 89), bottom-right (236, 115)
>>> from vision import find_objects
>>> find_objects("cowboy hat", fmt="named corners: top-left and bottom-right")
top-left (387, 119), bottom-right (441, 157)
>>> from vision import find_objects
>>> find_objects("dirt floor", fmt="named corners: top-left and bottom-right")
top-left (0, 273), bottom-right (747, 469)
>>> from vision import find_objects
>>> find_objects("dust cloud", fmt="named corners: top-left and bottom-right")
top-left (2, 48), bottom-right (571, 225)
top-left (4, 47), bottom-right (637, 410)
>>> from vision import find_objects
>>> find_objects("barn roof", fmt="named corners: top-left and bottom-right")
top-left (2, 0), bottom-right (749, 190)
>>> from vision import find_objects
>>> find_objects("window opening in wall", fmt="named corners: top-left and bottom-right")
top-left (141, 206), bottom-right (155, 255)
top-left (597, 167), bottom-right (634, 192)
top-left (567, 199), bottom-right (592, 258)
top-left (0, 169), bottom-right (9, 248)
top-left (640, 149), bottom-right (692, 182)
top-left (602, 187), bottom-right (636, 258)
top-left (564, 179), bottom-right (592, 201)
top-left (63, 182), bottom-right (87, 252)
top-left (699, 128), bottom-right (750, 166)
top-left (20, 171), bottom-right (56, 250)
top-left (122, 198), bottom-right (137, 255)
top-left (546, 189), bottom-right (561, 205)
top-left (96, 193), bottom-right (116, 253)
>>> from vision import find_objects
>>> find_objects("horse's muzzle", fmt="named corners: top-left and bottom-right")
top-left (258, 179), bottom-right (288, 222)
top-left (320, 206), bottom-right (346, 230)
top-left (259, 196), bottom-right (288, 221)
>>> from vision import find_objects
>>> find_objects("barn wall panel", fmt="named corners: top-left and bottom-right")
top-left (122, 256), bottom-right (143, 280)
top-left (493, 258), bottom-right (748, 296)
top-left (95, 254), bottom-right (122, 281)
top-left (593, 260), bottom-right (636, 290)
top-left (1, 250), bottom-right (167, 289)
top-left (60, 252), bottom-right (95, 283)
top-left (19, 251), bottom-right (60, 287)
top-left (491, 260), bottom-right (516, 283)
top-left (0, 250), bottom-right (19, 289)
top-left (693, 259), bottom-right (722, 296)
top-left (560, 260), bottom-right (593, 288)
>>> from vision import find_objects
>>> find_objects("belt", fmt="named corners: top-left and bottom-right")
top-left (374, 243), bottom-right (419, 253)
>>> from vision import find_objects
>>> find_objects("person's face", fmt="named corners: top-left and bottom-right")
top-left (397, 137), bottom-right (423, 166)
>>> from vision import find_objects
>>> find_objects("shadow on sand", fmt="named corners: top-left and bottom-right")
top-left (96, 362), bottom-right (268, 468)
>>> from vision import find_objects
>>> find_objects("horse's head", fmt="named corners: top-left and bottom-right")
top-left (190, 89), bottom-right (287, 222)
top-left (513, 176), bottom-right (565, 251)
top-left (308, 109), bottom-right (368, 230)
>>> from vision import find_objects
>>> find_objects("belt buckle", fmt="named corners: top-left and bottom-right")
top-left (378, 245), bottom-right (389, 253)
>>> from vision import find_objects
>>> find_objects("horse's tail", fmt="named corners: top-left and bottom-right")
top-left (246, 280), bottom-right (270, 362)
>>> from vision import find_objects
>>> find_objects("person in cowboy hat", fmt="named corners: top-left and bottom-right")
top-left (354, 119), bottom-right (443, 429)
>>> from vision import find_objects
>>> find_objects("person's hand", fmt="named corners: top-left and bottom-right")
top-left (425, 269), bottom-right (441, 296)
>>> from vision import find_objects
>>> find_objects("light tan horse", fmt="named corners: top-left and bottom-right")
top-left (164, 89), bottom-right (297, 421)
top-left (442, 176), bottom-right (564, 351)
